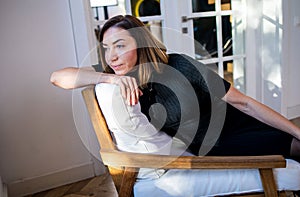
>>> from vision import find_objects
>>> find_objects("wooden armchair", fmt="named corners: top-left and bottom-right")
top-left (82, 86), bottom-right (287, 197)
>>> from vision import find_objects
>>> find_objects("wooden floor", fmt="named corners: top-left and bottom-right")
top-left (25, 172), bottom-right (118, 197)
top-left (27, 117), bottom-right (300, 197)
top-left (25, 173), bottom-right (298, 197)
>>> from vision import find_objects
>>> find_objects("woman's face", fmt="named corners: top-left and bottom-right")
top-left (102, 27), bottom-right (138, 76)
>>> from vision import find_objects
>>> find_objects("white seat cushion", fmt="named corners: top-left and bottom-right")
top-left (134, 159), bottom-right (300, 197)
top-left (95, 83), bottom-right (300, 196)
top-left (135, 135), bottom-right (300, 197)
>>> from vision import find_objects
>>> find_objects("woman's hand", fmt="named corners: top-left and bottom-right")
top-left (50, 66), bottom-right (142, 105)
top-left (110, 75), bottom-right (142, 106)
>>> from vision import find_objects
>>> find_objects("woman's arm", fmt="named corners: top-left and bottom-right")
top-left (50, 66), bottom-right (140, 105)
top-left (222, 86), bottom-right (300, 140)
top-left (50, 67), bottom-right (105, 89)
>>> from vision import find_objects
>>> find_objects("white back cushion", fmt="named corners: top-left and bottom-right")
top-left (95, 83), bottom-right (172, 155)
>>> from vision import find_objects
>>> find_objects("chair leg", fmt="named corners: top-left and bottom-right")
top-left (278, 191), bottom-right (287, 197)
top-left (107, 166), bottom-right (124, 193)
top-left (119, 167), bottom-right (138, 197)
top-left (259, 168), bottom-right (278, 197)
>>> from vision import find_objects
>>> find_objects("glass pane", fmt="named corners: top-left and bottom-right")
top-left (221, 0), bottom-right (231, 11)
top-left (90, 0), bottom-right (118, 7)
top-left (131, 0), bottom-right (161, 17)
top-left (192, 0), bottom-right (216, 12)
top-left (224, 60), bottom-right (233, 84)
top-left (90, 0), bottom-right (125, 21)
top-left (192, 0), bottom-right (231, 12)
top-left (222, 15), bottom-right (233, 57)
top-left (231, 17), bottom-right (244, 56)
top-left (193, 17), bottom-right (217, 59)
top-left (233, 58), bottom-right (245, 93)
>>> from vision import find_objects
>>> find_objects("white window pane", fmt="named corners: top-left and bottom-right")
top-left (90, 0), bottom-right (118, 7)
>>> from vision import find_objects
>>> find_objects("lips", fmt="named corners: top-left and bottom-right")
top-left (111, 64), bottom-right (123, 70)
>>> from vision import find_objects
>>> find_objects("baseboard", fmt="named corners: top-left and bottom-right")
top-left (7, 161), bottom-right (103, 197)
top-left (2, 185), bottom-right (8, 197)
top-left (1, 176), bottom-right (8, 197)
top-left (287, 104), bottom-right (300, 120)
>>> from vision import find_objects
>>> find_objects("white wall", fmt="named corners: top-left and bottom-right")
top-left (243, 0), bottom-right (300, 118)
top-left (0, 0), bottom-right (104, 196)
top-left (282, 0), bottom-right (300, 119)
top-left (260, 0), bottom-right (283, 113)
top-left (244, 0), bottom-right (282, 112)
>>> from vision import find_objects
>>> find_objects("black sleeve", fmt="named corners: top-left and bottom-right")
top-left (92, 63), bottom-right (103, 72)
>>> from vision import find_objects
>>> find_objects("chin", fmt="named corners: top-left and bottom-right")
top-left (115, 71), bottom-right (126, 76)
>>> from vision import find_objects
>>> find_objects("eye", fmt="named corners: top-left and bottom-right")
top-left (116, 44), bottom-right (125, 49)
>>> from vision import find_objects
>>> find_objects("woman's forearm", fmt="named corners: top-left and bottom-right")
top-left (223, 86), bottom-right (300, 140)
top-left (246, 98), bottom-right (300, 139)
top-left (50, 67), bottom-right (112, 89)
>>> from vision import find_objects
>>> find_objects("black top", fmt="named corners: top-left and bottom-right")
top-left (93, 53), bottom-right (292, 157)
top-left (137, 54), bottom-right (231, 155)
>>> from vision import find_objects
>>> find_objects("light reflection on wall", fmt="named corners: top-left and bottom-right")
top-left (231, 0), bottom-right (246, 93)
top-left (234, 0), bottom-right (283, 112)
top-left (261, 0), bottom-right (282, 112)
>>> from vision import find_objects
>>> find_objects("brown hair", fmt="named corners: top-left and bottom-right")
top-left (99, 15), bottom-right (168, 87)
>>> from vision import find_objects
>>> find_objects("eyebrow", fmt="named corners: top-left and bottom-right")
top-left (102, 39), bottom-right (125, 46)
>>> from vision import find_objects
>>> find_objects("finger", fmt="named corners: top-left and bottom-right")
top-left (119, 81), bottom-right (126, 99)
top-left (126, 87), bottom-right (131, 105)
top-left (116, 76), bottom-right (139, 105)
top-left (130, 78), bottom-right (139, 101)
top-left (134, 83), bottom-right (140, 102)
top-left (131, 87), bottom-right (137, 105)
top-left (131, 80), bottom-right (139, 105)
top-left (138, 89), bottom-right (143, 96)
top-left (121, 78), bottom-right (133, 105)
top-left (126, 77), bottom-right (139, 105)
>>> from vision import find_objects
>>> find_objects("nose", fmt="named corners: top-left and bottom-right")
top-left (106, 48), bottom-right (118, 64)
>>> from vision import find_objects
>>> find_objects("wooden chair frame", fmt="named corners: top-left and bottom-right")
top-left (82, 86), bottom-right (287, 197)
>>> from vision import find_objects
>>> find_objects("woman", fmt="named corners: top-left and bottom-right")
top-left (51, 15), bottom-right (300, 158)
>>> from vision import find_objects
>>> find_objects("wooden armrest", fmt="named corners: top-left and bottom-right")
top-left (100, 149), bottom-right (286, 170)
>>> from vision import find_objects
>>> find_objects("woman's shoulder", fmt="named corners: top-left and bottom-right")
top-left (168, 53), bottom-right (191, 62)
top-left (167, 53), bottom-right (204, 72)
top-left (168, 53), bottom-right (202, 66)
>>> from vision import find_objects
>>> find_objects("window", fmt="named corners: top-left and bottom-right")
top-left (187, 0), bottom-right (246, 91)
